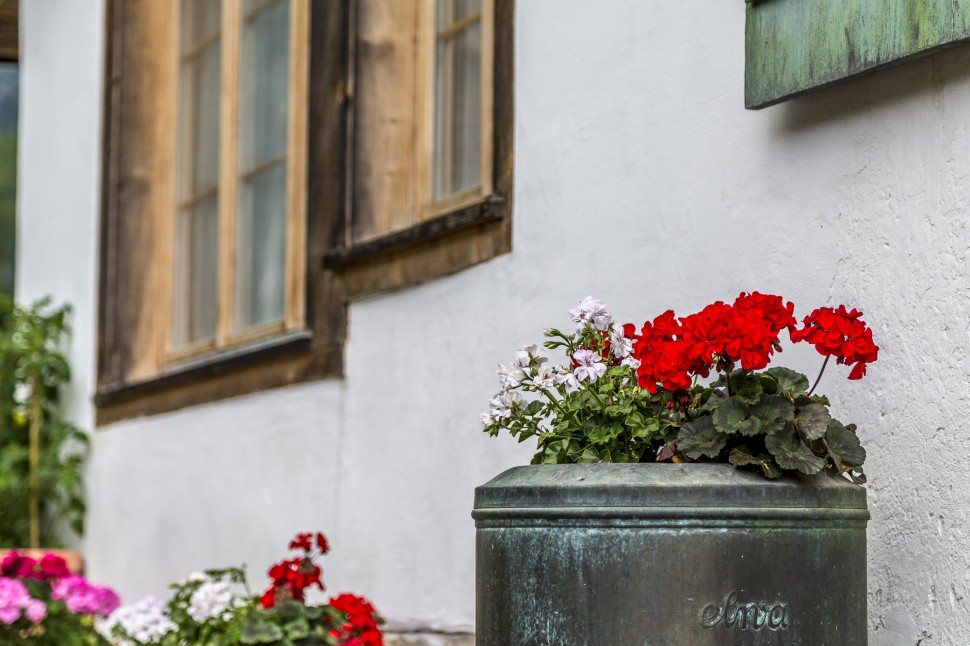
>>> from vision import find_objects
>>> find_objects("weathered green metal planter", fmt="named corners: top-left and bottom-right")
top-left (474, 464), bottom-right (868, 645)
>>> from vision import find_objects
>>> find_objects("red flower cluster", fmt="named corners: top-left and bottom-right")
top-left (633, 292), bottom-right (796, 394)
top-left (0, 552), bottom-right (70, 581)
top-left (329, 593), bottom-right (384, 646)
top-left (790, 305), bottom-right (879, 379)
top-left (260, 532), bottom-right (328, 608)
top-left (633, 293), bottom-right (878, 393)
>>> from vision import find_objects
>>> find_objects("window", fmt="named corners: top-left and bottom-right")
top-left (745, 0), bottom-right (970, 108)
top-left (165, 0), bottom-right (307, 360)
top-left (97, 0), bottom-right (342, 423)
top-left (97, 0), bottom-right (512, 421)
top-left (323, 0), bottom-right (513, 298)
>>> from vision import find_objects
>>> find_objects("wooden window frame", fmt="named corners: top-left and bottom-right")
top-left (160, 0), bottom-right (309, 363)
top-left (96, 0), bottom-right (347, 424)
top-left (322, 0), bottom-right (514, 299)
top-left (96, 0), bottom-right (512, 422)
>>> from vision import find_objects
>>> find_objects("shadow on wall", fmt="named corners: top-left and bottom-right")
top-left (768, 44), bottom-right (970, 134)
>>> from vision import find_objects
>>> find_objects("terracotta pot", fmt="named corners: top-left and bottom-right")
top-left (0, 548), bottom-right (84, 574)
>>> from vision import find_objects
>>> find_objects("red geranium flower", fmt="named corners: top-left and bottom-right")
top-left (791, 305), bottom-right (878, 380)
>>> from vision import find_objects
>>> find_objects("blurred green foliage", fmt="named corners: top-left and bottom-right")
top-left (0, 297), bottom-right (87, 547)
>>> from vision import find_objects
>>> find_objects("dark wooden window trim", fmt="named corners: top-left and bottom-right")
top-left (332, 0), bottom-right (514, 300)
top-left (0, 0), bottom-right (17, 63)
top-left (323, 196), bottom-right (505, 269)
top-left (96, 0), bottom-right (349, 425)
top-left (94, 331), bottom-right (313, 407)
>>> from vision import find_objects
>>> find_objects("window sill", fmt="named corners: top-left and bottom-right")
top-left (94, 331), bottom-right (343, 424)
top-left (322, 196), bottom-right (506, 269)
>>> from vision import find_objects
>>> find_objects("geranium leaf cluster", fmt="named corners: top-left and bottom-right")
top-left (483, 293), bottom-right (878, 482)
top-left (481, 298), bottom-right (668, 465)
top-left (678, 369), bottom-right (866, 482)
top-left (106, 531), bottom-right (384, 646)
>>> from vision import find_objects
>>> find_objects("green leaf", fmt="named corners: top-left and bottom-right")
top-left (761, 460), bottom-right (784, 479)
top-left (765, 426), bottom-right (825, 474)
top-left (732, 376), bottom-right (764, 405)
top-left (700, 388), bottom-right (728, 412)
top-left (748, 394), bottom-right (795, 434)
top-left (734, 416), bottom-right (762, 436)
top-left (729, 446), bottom-right (781, 479)
top-left (678, 417), bottom-right (727, 459)
top-left (728, 445), bottom-right (762, 467)
top-left (241, 622), bottom-right (285, 644)
top-left (284, 618), bottom-right (311, 640)
top-left (577, 447), bottom-right (601, 463)
top-left (764, 367), bottom-right (809, 394)
top-left (711, 397), bottom-right (748, 434)
top-left (523, 400), bottom-right (544, 416)
top-left (825, 420), bottom-right (866, 468)
top-left (630, 417), bottom-right (660, 439)
top-left (793, 403), bottom-right (832, 440)
top-left (759, 374), bottom-right (779, 394)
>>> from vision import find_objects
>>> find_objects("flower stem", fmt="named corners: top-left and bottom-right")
top-left (807, 355), bottom-right (830, 397)
top-left (28, 376), bottom-right (41, 550)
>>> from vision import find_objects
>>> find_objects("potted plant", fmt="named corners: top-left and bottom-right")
top-left (476, 294), bottom-right (878, 645)
top-left (0, 297), bottom-right (88, 573)
top-left (0, 550), bottom-right (119, 644)
top-left (103, 531), bottom-right (384, 646)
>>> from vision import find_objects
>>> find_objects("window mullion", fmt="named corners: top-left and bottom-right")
top-left (284, 0), bottom-right (309, 331)
top-left (479, 0), bottom-right (494, 196)
top-left (216, 0), bottom-right (241, 347)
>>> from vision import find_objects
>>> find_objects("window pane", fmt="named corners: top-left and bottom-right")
top-left (181, 0), bottom-right (221, 53)
top-left (236, 0), bottom-right (289, 331)
top-left (236, 163), bottom-right (286, 328)
top-left (178, 41), bottom-right (221, 198)
top-left (436, 0), bottom-right (480, 28)
top-left (0, 64), bottom-right (16, 300)
top-left (433, 0), bottom-right (482, 200)
top-left (239, 0), bottom-right (289, 171)
top-left (174, 1), bottom-right (222, 348)
top-left (174, 197), bottom-right (218, 345)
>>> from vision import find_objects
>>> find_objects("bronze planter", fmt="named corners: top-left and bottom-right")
top-left (473, 463), bottom-right (868, 645)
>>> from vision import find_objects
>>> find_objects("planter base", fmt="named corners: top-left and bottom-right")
top-left (474, 464), bottom-right (869, 646)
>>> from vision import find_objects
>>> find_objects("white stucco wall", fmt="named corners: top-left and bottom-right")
top-left (16, 0), bottom-right (970, 643)
top-left (15, 0), bottom-right (103, 434)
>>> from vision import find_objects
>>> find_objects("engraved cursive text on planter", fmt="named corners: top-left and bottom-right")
top-left (700, 592), bottom-right (791, 631)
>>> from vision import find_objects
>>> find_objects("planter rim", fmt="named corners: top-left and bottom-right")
top-left (473, 463), bottom-right (867, 516)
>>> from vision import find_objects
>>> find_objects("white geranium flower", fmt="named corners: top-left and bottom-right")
top-left (513, 344), bottom-right (547, 369)
top-left (621, 356), bottom-right (641, 370)
top-left (497, 364), bottom-right (526, 390)
top-left (555, 368), bottom-right (580, 392)
top-left (568, 296), bottom-right (612, 332)
top-left (480, 412), bottom-right (495, 426)
top-left (610, 326), bottom-right (634, 359)
top-left (533, 365), bottom-right (557, 389)
top-left (572, 349), bottom-right (607, 383)
top-left (187, 579), bottom-right (236, 623)
top-left (100, 596), bottom-right (176, 645)
top-left (489, 391), bottom-right (525, 419)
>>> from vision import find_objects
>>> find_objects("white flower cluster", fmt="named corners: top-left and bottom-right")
top-left (568, 295), bottom-right (612, 332)
top-left (98, 595), bottom-right (176, 645)
top-left (481, 297), bottom-right (643, 429)
top-left (187, 577), bottom-right (236, 623)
